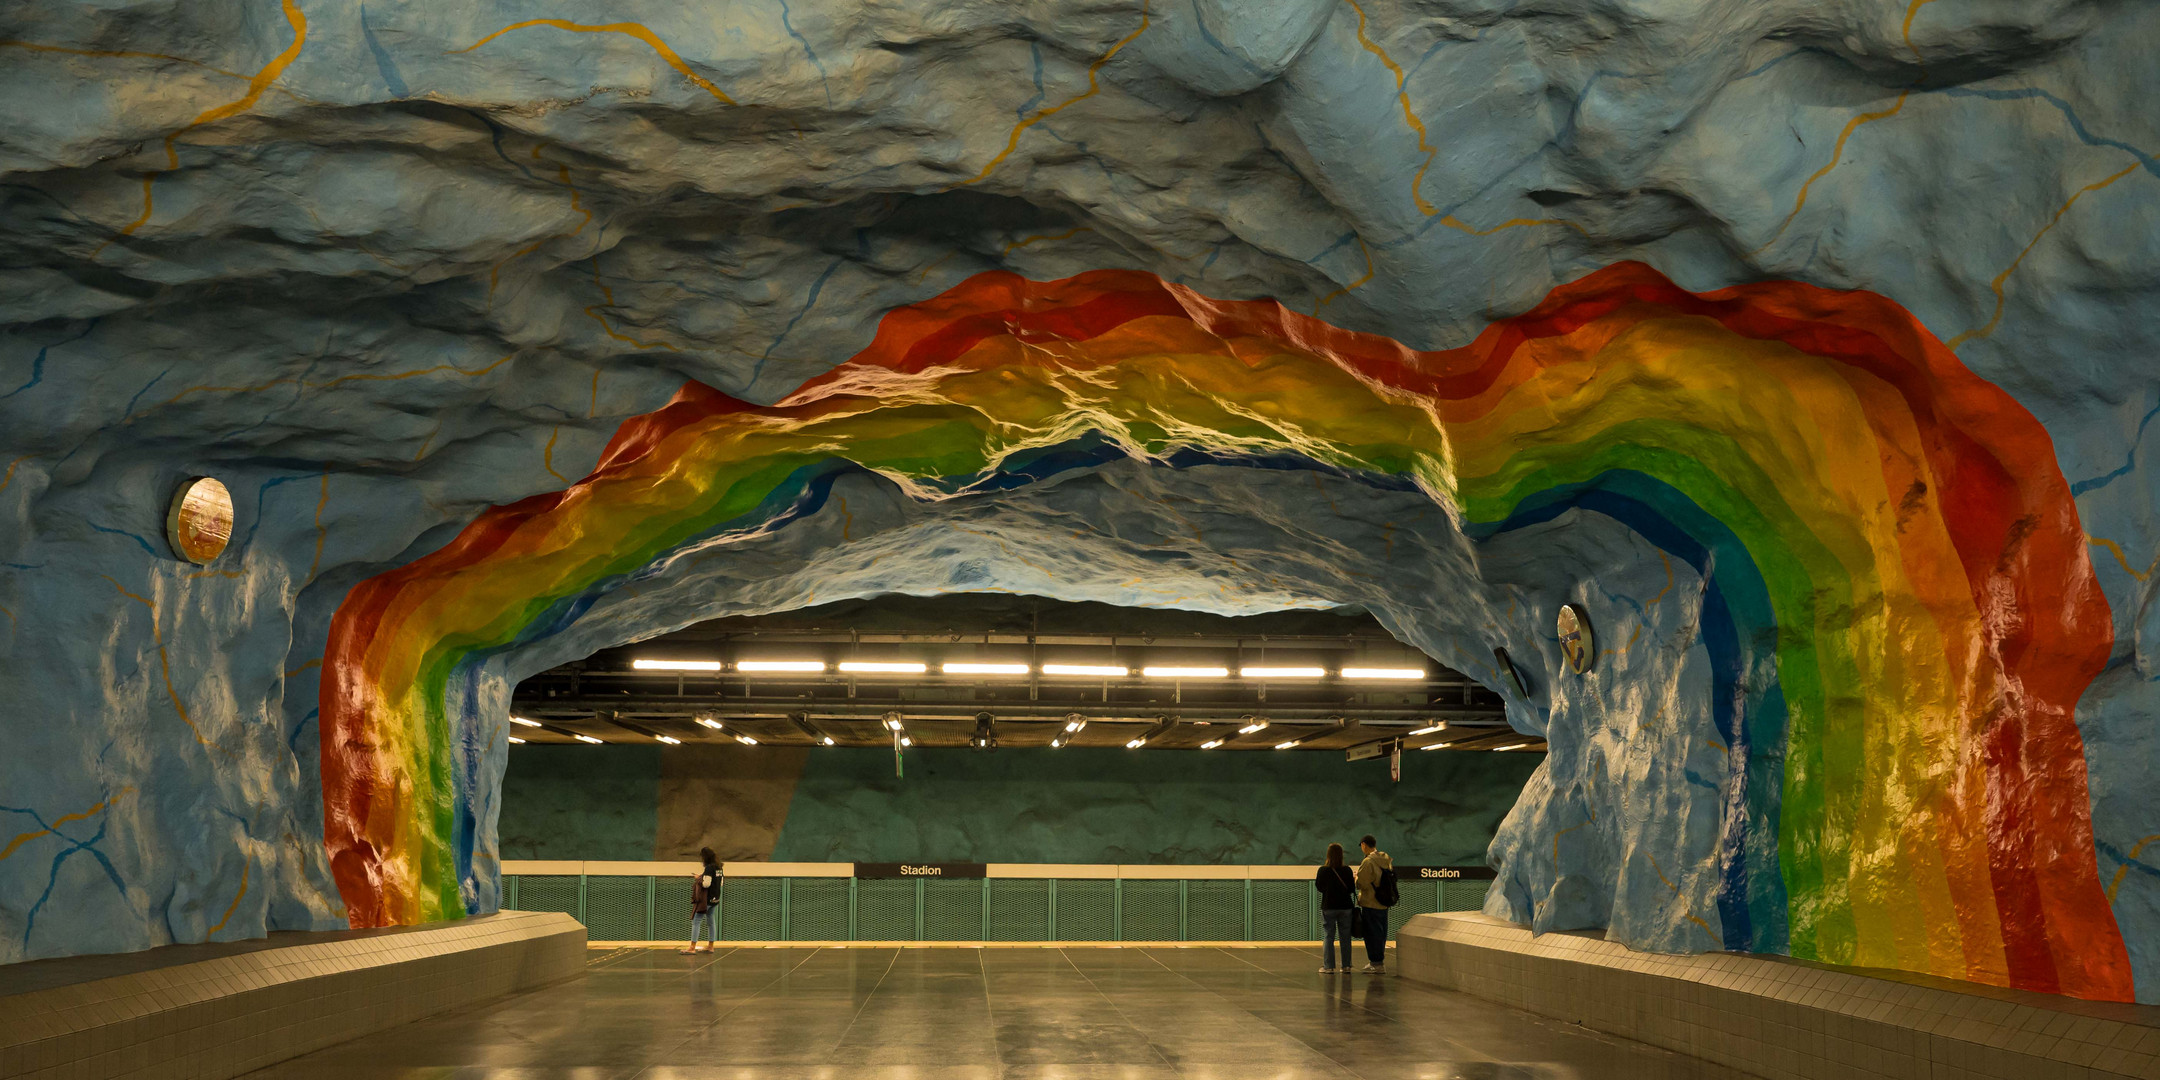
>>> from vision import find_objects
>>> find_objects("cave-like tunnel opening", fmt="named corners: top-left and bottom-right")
top-left (493, 592), bottom-right (1545, 944)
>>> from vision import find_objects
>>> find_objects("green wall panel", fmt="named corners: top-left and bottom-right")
top-left (769, 747), bottom-right (1540, 865)
top-left (500, 745), bottom-right (660, 860)
top-left (501, 744), bottom-right (1538, 868)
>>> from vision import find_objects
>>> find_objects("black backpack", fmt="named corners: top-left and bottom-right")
top-left (1375, 865), bottom-right (1400, 908)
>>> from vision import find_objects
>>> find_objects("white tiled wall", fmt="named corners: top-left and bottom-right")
top-left (1397, 912), bottom-right (2160, 1080)
top-left (0, 910), bottom-right (585, 1080)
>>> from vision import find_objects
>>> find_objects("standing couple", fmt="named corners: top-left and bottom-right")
top-left (1314, 835), bottom-right (1395, 973)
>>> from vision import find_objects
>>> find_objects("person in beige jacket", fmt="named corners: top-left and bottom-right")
top-left (1353, 835), bottom-right (1394, 972)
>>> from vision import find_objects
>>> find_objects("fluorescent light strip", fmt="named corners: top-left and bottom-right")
top-left (942, 662), bottom-right (1030, 675)
top-left (820, 736), bottom-right (835, 746)
top-left (1043, 664), bottom-right (1130, 677)
top-left (1273, 739), bottom-right (1302, 750)
top-left (734, 735), bottom-right (759, 746)
top-left (839, 661), bottom-right (927, 674)
top-left (1419, 741), bottom-right (1454, 751)
top-left (1064, 720), bottom-right (1087, 733)
top-left (1341, 667), bottom-right (1426, 680)
top-left (574, 734), bottom-right (603, 745)
top-left (510, 716), bottom-right (542, 728)
top-left (737, 660), bottom-right (826, 672)
top-left (883, 717), bottom-right (905, 731)
top-left (507, 736), bottom-right (525, 744)
top-left (655, 735), bottom-right (681, 745)
top-left (695, 717), bottom-right (724, 730)
top-left (1199, 738), bottom-right (1225, 750)
top-left (1124, 738), bottom-right (1146, 749)
top-left (1237, 720), bottom-right (1269, 734)
top-left (1238, 666), bottom-right (1325, 678)
top-left (1408, 722), bottom-right (1448, 736)
top-left (1492, 743), bottom-right (1529, 751)
top-left (1142, 666), bottom-right (1229, 679)
top-left (633, 658), bottom-right (722, 672)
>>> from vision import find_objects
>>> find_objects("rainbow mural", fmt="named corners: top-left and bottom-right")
top-left (320, 262), bottom-right (2132, 1000)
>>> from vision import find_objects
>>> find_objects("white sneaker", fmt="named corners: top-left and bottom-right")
top-left (1360, 963), bottom-right (1379, 972)
top-left (1319, 966), bottom-right (1335, 973)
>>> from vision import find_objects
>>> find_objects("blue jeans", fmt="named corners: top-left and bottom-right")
top-left (689, 909), bottom-right (715, 946)
top-left (1321, 909), bottom-right (1354, 969)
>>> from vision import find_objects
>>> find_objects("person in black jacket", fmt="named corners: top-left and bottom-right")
top-left (680, 847), bottom-right (722, 955)
top-left (1315, 842), bottom-right (1357, 973)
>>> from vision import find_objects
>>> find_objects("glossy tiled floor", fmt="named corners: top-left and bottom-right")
top-left (242, 945), bottom-right (1746, 1080)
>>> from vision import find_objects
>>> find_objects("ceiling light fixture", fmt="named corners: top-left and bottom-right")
top-left (901, 736), bottom-right (913, 747)
top-left (943, 662), bottom-right (1030, 675)
top-left (1237, 666), bottom-right (1325, 678)
top-left (821, 736), bottom-right (835, 746)
top-left (1419, 741), bottom-right (1454, 751)
top-left (1063, 715), bottom-right (1087, 734)
top-left (1199, 738), bottom-right (1225, 749)
top-left (970, 712), bottom-right (998, 750)
top-left (508, 736), bottom-right (526, 744)
top-left (655, 735), bottom-right (681, 745)
top-left (1407, 722), bottom-right (1449, 736)
top-left (632, 658), bottom-right (722, 672)
top-left (1043, 663), bottom-right (1130, 677)
top-left (737, 660), bottom-right (826, 672)
top-left (883, 716), bottom-right (905, 731)
top-left (839, 661), bottom-right (927, 674)
top-left (574, 734), bottom-right (603, 745)
top-left (1492, 743), bottom-right (1529, 751)
top-left (1342, 667), bottom-right (1426, 680)
top-left (509, 716), bottom-right (542, 728)
top-left (1142, 666), bottom-right (1229, 678)
top-left (1237, 719), bottom-right (1270, 735)
top-left (734, 734), bottom-right (759, 746)
top-left (695, 716), bottom-right (724, 730)
top-left (1125, 738), bottom-right (1146, 749)
top-left (1273, 739), bottom-right (1305, 750)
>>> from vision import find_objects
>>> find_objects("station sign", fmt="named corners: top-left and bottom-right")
top-left (854, 862), bottom-right (987, 879)
top-left (1393, 865), bottom-right (1497, 881)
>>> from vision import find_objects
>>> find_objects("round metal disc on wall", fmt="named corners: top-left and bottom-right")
top-left (1557, 602), bottom-right (1594, 675)
top-left (167, 477), bottom-right (234, 564)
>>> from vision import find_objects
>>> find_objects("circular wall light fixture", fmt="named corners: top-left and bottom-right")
top-left (1557, 603), bottom-right (1594, 675)
top-left (166, 477), bottom-right (234, 564)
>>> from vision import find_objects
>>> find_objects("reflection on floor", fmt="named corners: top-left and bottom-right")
top-left (242, 946), bottom-right (1744, 1079)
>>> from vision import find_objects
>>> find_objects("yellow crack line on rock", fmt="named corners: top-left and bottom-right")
top-left (1645, 849), bottom-right (1724, 948)
top-left (208, 862), bottom-right (250, 934)
top-left (1317, 235), bottom-right (1375, 306)
top-left (2107, 834), bottom-right (2160, 902)
top-left (453, 19), bottom-right (735, 104)
top-left (2087, 536), bottom-right (2155, 582)
top-left (948, 0), bottom-right (1151, 189)
top-left (1945, 162), bottom-right (2141, 350)
top-left (1341, 0), bottom-right (1438, 216)
top-left (584, 258), bottom-right (680, 354)
top-left (0, 455), bottom-right (29, 495)
top-left (102, 576), bottom-right (215, 750)
top-left (542, 426), bottom-right (571, 483)
top-left (490, 143), bottom-right (593, 309)
top-left (0, 788), bottom-right (136, 863)
top-left (1000, 225), bottom-right (1094, 256)
top-left (1754, 0), bottom-right (1944, 255)
top-left (100, 0), bottom-right (308, 253)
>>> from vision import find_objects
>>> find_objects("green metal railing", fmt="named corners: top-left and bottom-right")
top-left (504, 873), bottom-right (1490, 942)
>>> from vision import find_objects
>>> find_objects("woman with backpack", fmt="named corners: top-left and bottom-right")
top-left (680, 847), bottom-right (722, 954)
top-left (1315, 843), bottom-right (1358, 973)
top-left (1354, 834), bottom-right (1396, 973)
